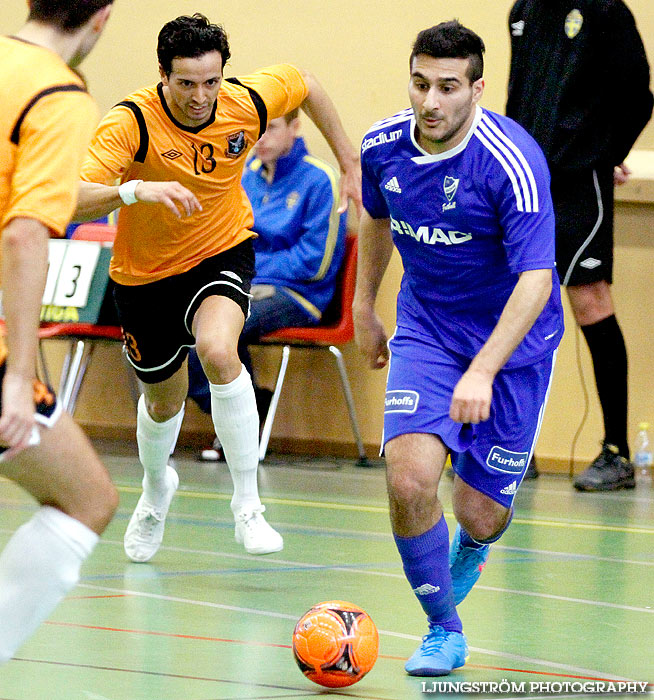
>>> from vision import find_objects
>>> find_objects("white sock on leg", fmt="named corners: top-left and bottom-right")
top-left (137, 395), bottom-right (184, 502)
top-left (210, 366), bottom-right (261, 514)
top-left (0, 506), bottom-right (98, 665)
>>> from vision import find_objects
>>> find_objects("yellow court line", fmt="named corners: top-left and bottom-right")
top-left (118, 484), bottom-right (387, 513)
top-left (115, 484), bottom-right (654, 535)
top-left (511, 517), bottom-right (654, 536)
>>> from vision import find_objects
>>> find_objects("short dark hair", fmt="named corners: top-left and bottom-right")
top-left (28, 0), bottom-right (114, 31)
top-left (410, 21), bottom-right (485, 83)
top-left (157, 13), bottom-right (231, 76)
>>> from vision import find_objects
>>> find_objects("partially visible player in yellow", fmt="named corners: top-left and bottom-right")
top-left (0, 0), bottom-right (118, 665)
top-left (76, 13), bottom-right (361, 562)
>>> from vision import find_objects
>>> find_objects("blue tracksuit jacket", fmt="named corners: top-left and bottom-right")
top-left (242, 137), bottom-right (346, 319)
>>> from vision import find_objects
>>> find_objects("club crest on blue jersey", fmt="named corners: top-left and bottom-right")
top-left (443, 176), bottom-right (459, 211)
top-left (384, 390), bottom-right (419, 413)
top-left (486, 446), bottom-right (529, 473)
top-left (286, 191), bottom-right (300, 209)
top-left (565, 9), bottom-right (583, 39)
top-left (226, 130), bottom-right (247, 158)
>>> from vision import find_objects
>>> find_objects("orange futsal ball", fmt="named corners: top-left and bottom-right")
top-left (292, 600), bottom-right (379, 688)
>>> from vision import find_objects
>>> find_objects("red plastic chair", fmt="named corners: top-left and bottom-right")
top-left (38, 223), bottom-right (137, 413)
top-left (257, 234), bottom-right (369, 465)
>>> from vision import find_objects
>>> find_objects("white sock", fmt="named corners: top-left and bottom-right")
top-left (0, 506), bottom-right (98, 665)
top-left (137, 394), bottom-right (184, 502)
top-left (210, 366), bottom-right (261, 514)
top-left (170, 401), bottom-right (185, 456)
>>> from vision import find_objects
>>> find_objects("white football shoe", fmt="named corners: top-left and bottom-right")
top-left (234, 505), bottom-right (283, 555)
top-left (124, 465), bottom-right (179, 563)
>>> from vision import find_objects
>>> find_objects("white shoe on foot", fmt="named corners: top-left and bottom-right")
top-left (124, 465), bottom-right (179, 563)
top-left (234, 505), bottom-right (283, 555)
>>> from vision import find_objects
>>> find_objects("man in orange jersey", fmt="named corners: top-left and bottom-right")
top-left (0, 0), bottom-right (118, 665)
top-left (76, 13), bottom-right (361, 561)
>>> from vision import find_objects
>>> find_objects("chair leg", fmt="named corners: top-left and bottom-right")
top-left (59, 340), bottom-right (87, 412)
top-left (258, 345), bottom-right (291, 463)
top-left (37, 341), bottom-right (52, 389)
top-left (328, 345), bottom-right (369, 466)
top-left (57, 339), bottom-right (77, 395)
top-left (66, 343), bottom-right (96, 415)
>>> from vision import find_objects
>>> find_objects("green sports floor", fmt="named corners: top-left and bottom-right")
top-left (1, 443), bottom-right (652, 700)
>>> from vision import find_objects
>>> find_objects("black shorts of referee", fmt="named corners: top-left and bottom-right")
top-left (551, 166), bottom-right (615, 287)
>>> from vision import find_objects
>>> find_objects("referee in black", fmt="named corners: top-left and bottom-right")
top-left (506, 0), bottom-right (653, 491)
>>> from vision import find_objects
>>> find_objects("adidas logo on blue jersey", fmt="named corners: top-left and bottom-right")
top-left (384, 176), bottom-right (402, 193)
top-left (500, 481), bottom-right (518, 496)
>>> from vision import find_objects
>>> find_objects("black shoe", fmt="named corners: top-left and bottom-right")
top-left (573, 443), bottom-right (635, 492)
top-left (524, 456), bottom-right (539, 480)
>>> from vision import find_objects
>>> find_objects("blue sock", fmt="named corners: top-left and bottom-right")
top-left (394, 515), bottom-right (462, 633)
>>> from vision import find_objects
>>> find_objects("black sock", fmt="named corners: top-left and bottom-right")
top-left (581, 315), bottom-right (629, 458)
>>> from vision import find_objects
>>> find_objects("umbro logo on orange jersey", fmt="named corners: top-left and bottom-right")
top-left (162, 149), bottom-right (182, 160)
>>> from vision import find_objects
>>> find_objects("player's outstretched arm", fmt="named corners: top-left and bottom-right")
top-left (450, 268), bottom-right (552, 424)
top-left (74, 180), bottom-right (202, 222)
top-left (352, 212), bottom-right (393, 369)
top-left (0, 218), bottom-right (49, 450)
top-left (299, 70), bottom-right (361, 217)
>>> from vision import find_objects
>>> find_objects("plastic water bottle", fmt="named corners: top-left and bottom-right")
top-left (634, 422), bottom-right (653, 484)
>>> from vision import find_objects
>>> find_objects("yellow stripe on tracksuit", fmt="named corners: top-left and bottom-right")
top-left (280, 287), bottom-right (322, 319)
top-left (302, 155), bottom-right (341, 283)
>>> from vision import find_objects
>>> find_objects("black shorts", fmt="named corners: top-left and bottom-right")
top-left (114, 239), bottom-right (254, 384)
top-left (0, 360), bottom-right (61, 460)
top-left (551, 167), bottom-right (614, 287)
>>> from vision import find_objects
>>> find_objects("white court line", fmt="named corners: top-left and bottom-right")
top-left (76, 582), bottom-right (638, 683)
top-left (472, 585), bottom-right (654, 614)
top-left (2, 523), bottom-right (653, 598)
top-left (91, 537), bottom-right (654, 614)
top-left (517, 485), bottom-right (654, 505)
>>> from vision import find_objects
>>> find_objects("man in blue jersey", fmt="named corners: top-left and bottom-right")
top-left (188, 110), bottom-right (346, 459)
top-left (353, 21), bottom-right (564, 676)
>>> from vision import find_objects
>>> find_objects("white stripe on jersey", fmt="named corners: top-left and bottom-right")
top-left (480, 114), bottom-right (539, 212)
top-left (475, 128), bottom-right (525, 212)
top-left (474, 118), bottom-right (538, 213)
top-left (364, 108), bottom-right (412, 136)
top-left (477, 122), bottom-right (533, 212)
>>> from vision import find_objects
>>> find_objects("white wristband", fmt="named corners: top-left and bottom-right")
top-left (118, 179), bottom-right (143, 205)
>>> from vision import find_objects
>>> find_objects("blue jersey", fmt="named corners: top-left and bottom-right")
top-left (361, 106), bottom-right (563, 368)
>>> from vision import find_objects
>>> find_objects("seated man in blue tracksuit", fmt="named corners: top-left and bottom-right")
top-left (188, 109), bottom-right (347, 459)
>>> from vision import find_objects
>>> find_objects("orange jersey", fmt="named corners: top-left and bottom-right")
top-left (0, 36), bottom-right (98, 359)
top-left (0, 37), bottom-right (98, 237)
top-left (81, 64), bottom-right (308, 285)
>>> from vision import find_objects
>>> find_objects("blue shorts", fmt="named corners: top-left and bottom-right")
top-left (383, 329), bottom-right (556, 508)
